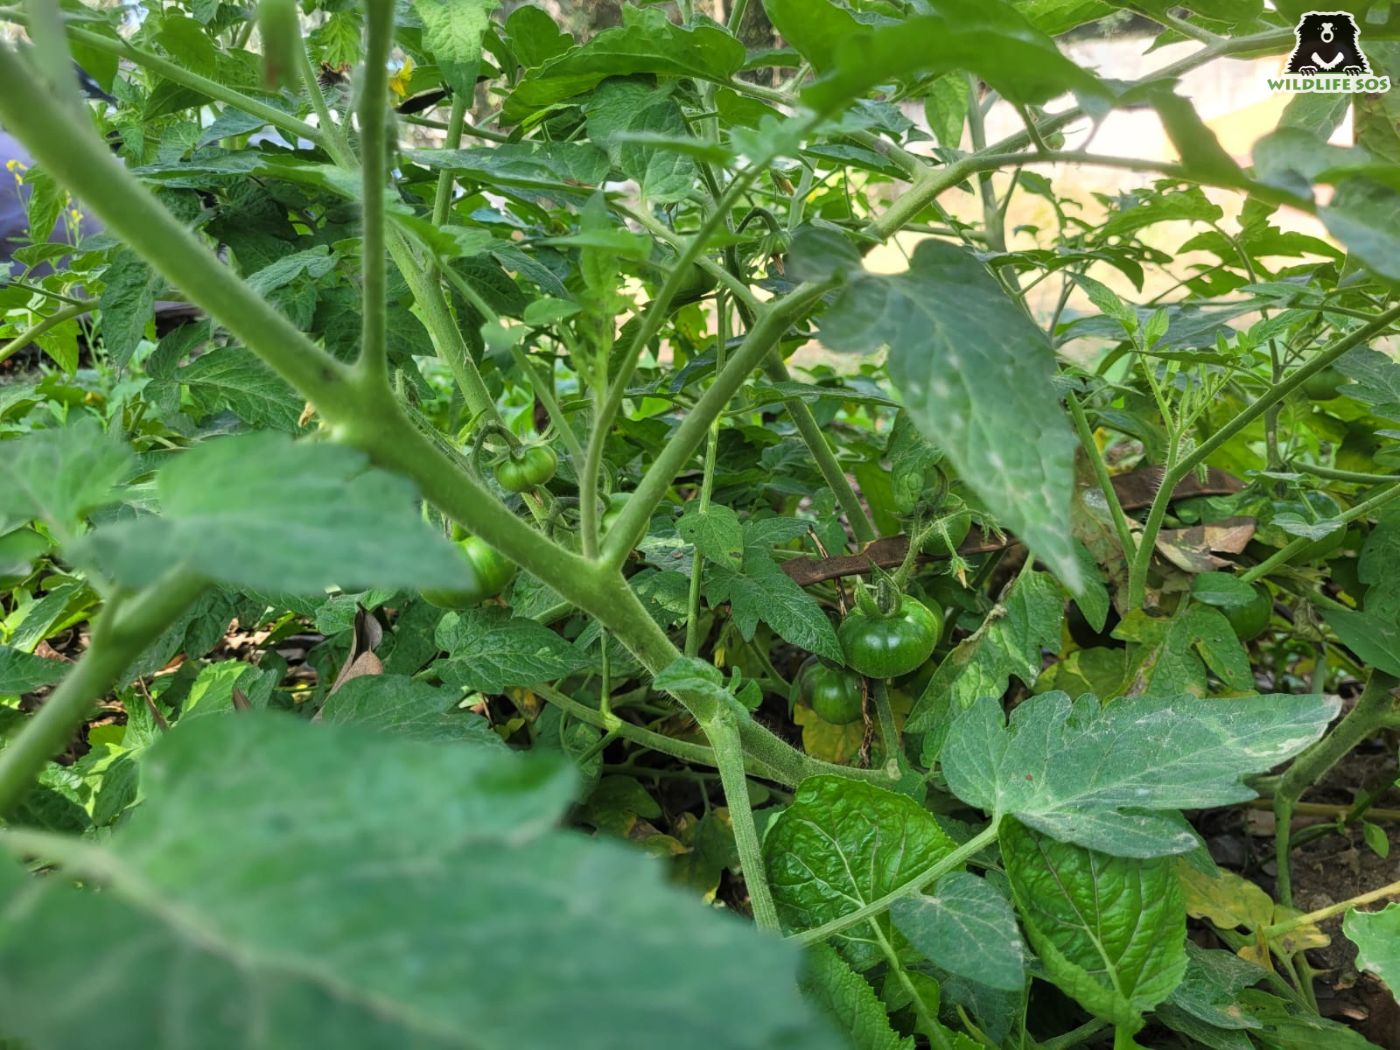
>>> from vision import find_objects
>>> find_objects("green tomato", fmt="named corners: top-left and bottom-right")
top-left (600, 492), bottom-right (630, 532)
top-left (495, 445), bottom-right (558, 493)
top-left (672, 262), bottom-right (717, 307)
top-left (793, 657), bottom-right (865, 724)
top-left (422, 535), bottom-right (517, 610)
top-left (1301, 366), bottom-right (1347, 401)
top-left (1224, 584), bottom-right (1273, 642)
top-left (0, 528), bottom-right (51, 588)
top-left (919, 498), bottom-right (972, 556)
top-left (520, 446), bottom-right (557, 486)
top-left (838, 595), bottom-right (942, 679)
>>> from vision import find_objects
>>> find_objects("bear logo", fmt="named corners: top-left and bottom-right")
top-left (1284, 11), bottom-right (1371, 75)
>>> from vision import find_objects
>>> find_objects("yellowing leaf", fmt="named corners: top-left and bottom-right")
top-left (1175, 860), bottom-right (1275, 932)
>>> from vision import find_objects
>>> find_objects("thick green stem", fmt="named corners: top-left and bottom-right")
top-left (356, 0), bottom-right (394, 385)
top-left (0, 570), bottom-right (208, 817)
top-left (704, 707), bottom-right (780, 931)
top-left (1128, 305), bottom-right (1400, 605)
top-left (1242, 481), bottom-right (1400, 584)
top-left (0, 301), bottom-right (91, 365)
top-left (792, 820), bottom-right (1001, 944)
top-left (1274, 672), bottom-right (1399, 905)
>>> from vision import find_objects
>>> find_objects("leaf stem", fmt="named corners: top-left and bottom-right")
top-left (294, 36), bottom-right (352, 165)
top-left (62, 23), bottom-right (324, 146)
top-left (602, 281), bottom-right (833, 568)
top-left (431, 95), bottom-right (469, 227)
top-left (871, 922), bottom-right (951, 1050)
top-left (0, 47), bottom-right (357, 412)
top-left (704, 705), bottom-right (780, 931)
top-left (0, 570), bottom-right (208, 817)
top-left (583, 172), bottom-right (757, 560)
top-left (684, 293), bottom-right (729, 657)
top-left (1262, 876), bottom-right (1400, 939)
top-left (1293, 462), bottom-right (1400, 485)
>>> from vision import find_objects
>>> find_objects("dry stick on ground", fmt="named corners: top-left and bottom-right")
top-left (781, 467), bottom-right (1242, 586)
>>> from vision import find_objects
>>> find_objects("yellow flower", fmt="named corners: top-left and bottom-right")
top-left (388, 56), bottom-right (415, 99)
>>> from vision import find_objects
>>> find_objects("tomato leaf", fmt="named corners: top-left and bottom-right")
top-left (0, 419), bottom-right (132, 534)
top-left (890, 871), bottom-right (1027, 992)
top-left (818, 242), bottom-right (1083, 591)
top-left (764, 776), bottom-right (956, 969)
top-left (1001, 819), bottom-right (1187, 1031)
top-left (73, 433), bottom-right (473, 593)
top-left (1344, 903), bottom-right (1400, 997)
top-left (412, 0), bottom-right (498, 97)
top-left (0, 715), bottom-right (841, 1050)
top-left (799, 943), bottom-right (915, 1050)
top-left (435, 606), bottom-right (589, 693)
top-left (942, 690), bottom-right (1340, 856)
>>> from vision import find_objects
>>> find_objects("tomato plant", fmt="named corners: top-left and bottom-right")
top-left (1, 1), bottom-right (1400, 1047)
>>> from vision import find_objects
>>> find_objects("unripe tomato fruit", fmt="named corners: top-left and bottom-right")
top-left (600, 492), bottom-right (630, 532)
top-left (1301, 366), bottom-right (1346, 401)
top-left (422, 535), bottom-right (517, 609)
top-left (1222, 585), bottom-right (1273, 641)
top-left (839, 595), bottom-right (942, 679)
top-left (920, 498), bottom-right (972, 556)
top-left (495, 445), bottom-right (558, 493)
top-left (793, 657), bottom-right (865, 724)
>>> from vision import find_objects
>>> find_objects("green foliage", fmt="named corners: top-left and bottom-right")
top-left (1, 0), bottom-right (1399, 1045)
